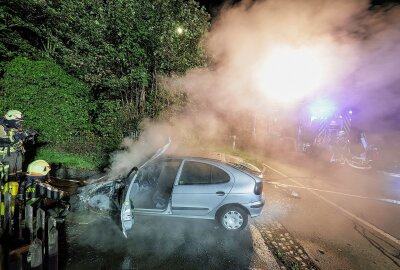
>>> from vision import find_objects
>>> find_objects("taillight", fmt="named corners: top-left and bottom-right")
top-left (254, 181), bottom-right (263, 195)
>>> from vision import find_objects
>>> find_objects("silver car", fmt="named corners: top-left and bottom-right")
top-left (88, 142), bottom-right (265, 237)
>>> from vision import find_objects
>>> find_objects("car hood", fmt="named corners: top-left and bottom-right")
top-left (140, 137), bottom-right (171, 169)
top-left (125, 137), bottom-right (171, 179)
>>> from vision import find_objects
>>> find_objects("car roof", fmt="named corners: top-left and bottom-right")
top-left (160, 155), bottom-right (223, 163)
top-left (158, 155), bottom-right (262, 180)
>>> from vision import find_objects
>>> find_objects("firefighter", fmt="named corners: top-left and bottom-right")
top-left (0, 110), bottom-right (35, 182)
top-left (21, 160), bottom-right (70, 221)
top-left (330, 130), bottom-right (348, 164)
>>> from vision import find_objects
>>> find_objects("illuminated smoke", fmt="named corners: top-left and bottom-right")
top-left (183, 0), bottom-right (367, 109)
top-left (83, 1), bottom-right (400, 264)
top-left (108, 0), bottom-right (400, 174)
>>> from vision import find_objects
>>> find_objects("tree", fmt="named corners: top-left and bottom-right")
top-left (0, 0), bottom-right (210, 167)
top-left (0, 1), bottom-right (42, 81)
top-left (1, 0), bottom-right (209, 107)
top-left (44, 0), bottom-right (209, 102)
top-left (42, 0), bottom-right (209, 138)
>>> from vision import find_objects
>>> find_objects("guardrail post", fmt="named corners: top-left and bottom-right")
top-left (25, 205), bottom-right (33, 242)
top-left (0, 187), bottom-right (2, 229)
top-left (16, 198), bottom-right (23, 240)
top-left (29, 238), bottom-right (43, 270)
top-left (36, 209), bottom-right (46, 238)
top-left (3, 192), bottom-right (12, 234)
top-left (36, 209), bottom-right (46, 268)
top-left (47, 217), bottom-right (58, 270)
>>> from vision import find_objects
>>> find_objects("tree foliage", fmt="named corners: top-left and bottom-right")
top-left (0, 0), bottom-right (210, 168)
top-left (0, 1), bottom-right (40, 78)
top-left (1, 0), bottom-right (209, 101)
top-left (45, 0), bottom-right (209, 102)
top-left (0, 57), bottom-right (94, 147)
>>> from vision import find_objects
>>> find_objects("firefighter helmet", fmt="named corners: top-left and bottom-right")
top-left (4, 110), bottom-right (24, 121)
top-left (27, 160), bottom-right (51, 176)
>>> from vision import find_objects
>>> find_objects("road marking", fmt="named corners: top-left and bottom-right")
top-left (266, 181), bottom-right (369, 199)
top-left (263, 163), bottom-right (400, 247)
top-left (266, 181), bottom-right (400, 205)
top-left (377, 198), bottom-right (400, 205)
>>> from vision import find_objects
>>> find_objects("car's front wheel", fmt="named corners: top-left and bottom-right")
top-left (218, 206), bottom-right (248, 231)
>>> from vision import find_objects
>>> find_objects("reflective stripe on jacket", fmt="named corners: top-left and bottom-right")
top-left (0, 128), bottom-right (24, 155)
top-left (22, 176), bottom-right (63, 201)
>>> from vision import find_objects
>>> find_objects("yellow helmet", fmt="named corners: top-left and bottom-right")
top-left (27, 160), bottom-right (51, 176)
top-left (4, 110), bottom-right (24, 121)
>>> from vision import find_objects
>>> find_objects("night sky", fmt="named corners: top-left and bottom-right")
top-left (197, 0), bottom-right (400, 16)
top-left (196, 0), bottom-right (239, 16)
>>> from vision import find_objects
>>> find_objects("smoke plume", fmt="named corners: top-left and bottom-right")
top-left (77, 1), bottom-right (400, 266)
top-left (109, 0), bottom-right (400, 174)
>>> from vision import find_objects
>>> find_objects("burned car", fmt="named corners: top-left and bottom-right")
top-left (86, 143), bottom-right (265, 237)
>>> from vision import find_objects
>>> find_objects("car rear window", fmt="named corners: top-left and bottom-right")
top-left (211, 166), bottom-right (230, 184)
top-left (179, 161), bottom-right (230, 185)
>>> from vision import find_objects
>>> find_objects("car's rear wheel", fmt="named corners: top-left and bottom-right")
top-left (218, 206), bottom-right (248, 231)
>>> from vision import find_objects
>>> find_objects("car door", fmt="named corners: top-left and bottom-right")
top-left (120, 138), bottom-right (171, 237)
top-left (171, 160), bottom-right (234, 216)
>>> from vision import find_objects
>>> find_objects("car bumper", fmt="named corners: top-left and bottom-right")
top-left (242, 199), bottom-right (265, 217)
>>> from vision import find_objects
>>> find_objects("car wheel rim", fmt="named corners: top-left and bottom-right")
top-left (222, 210), bottom-right (243, 230)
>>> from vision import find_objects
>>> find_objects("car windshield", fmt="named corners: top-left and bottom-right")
top-left (134, 161), bottom-right (162, 186)
top-left (127, 159), bottom-right (182, 209)
top-left (134, 159), bottom-right (182, 187)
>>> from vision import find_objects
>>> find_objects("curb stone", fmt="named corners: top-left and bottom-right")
top-left (250, 223), bottom-right (281, 270)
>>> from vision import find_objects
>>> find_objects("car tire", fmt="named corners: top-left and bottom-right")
top-left (218, 206), bottom-right (248, 231)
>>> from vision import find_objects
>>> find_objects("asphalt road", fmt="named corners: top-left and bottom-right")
top-left (260, 154), bottom-right (400, 270)
top-left (58, 152), bottom-right (400, 270)
top-left (60, 211), bottom-right (271, 270)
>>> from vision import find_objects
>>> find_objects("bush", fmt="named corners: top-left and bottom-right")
top-left (0, 57), bottom-right (95, 151)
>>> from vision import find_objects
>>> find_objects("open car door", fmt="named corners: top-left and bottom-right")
top-left (120, 138), bottom-right (171, 237)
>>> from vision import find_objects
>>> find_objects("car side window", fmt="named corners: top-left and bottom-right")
top-left (157, 160), bottom-right (182, 185)
top-left (179, 161), bottom-right (211, 185)
top-left (211, 166), bottom-right (230, 184)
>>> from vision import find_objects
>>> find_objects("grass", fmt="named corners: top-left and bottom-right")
top-left (36, 147), bottom-right (103, 170)
top-left (276, 249), bottom-right (285, 260)
top-left (290, 261), bottom-right (300, 270)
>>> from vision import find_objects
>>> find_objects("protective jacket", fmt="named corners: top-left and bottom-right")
top-left (21, 176), bottom-right (64, 203)
top-left (0, 118), bottom-right (26, 156)
top-left (0, 162), bottom-right (9, 182)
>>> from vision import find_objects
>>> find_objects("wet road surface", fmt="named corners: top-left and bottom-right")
top-left (61, 212), bottom-right (258, 270)
top-left (261, 154), bottom-right (400, 270)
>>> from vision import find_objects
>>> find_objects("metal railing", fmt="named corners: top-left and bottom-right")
top-left (1, 190), bottom-right (59, 270)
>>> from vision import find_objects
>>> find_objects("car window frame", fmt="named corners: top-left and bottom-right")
top-left (176, 160), bottom-right (231, 186)
top-left (210, 165), bottom-right (230, 184)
